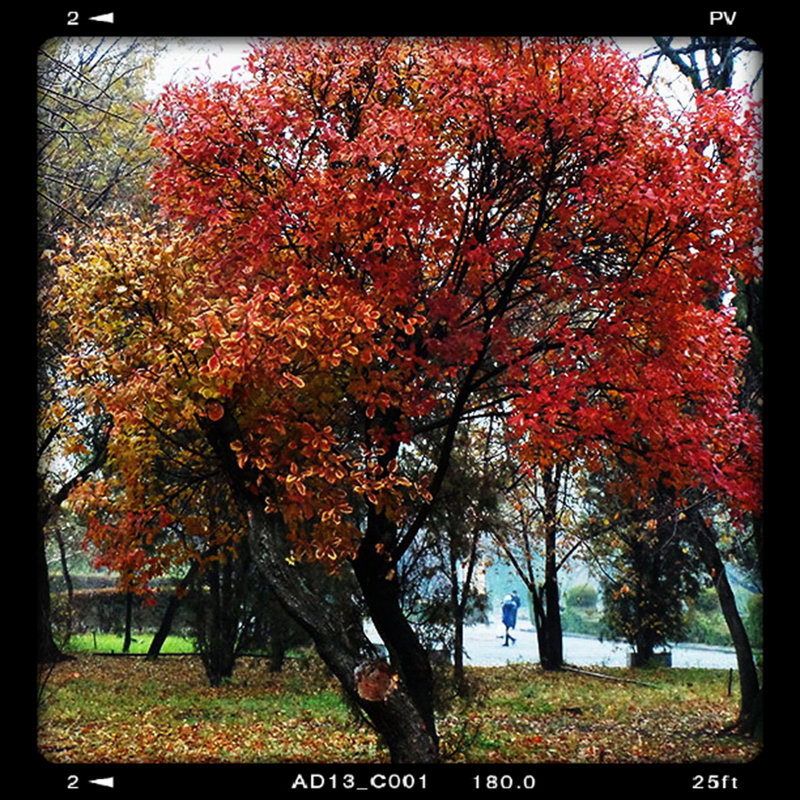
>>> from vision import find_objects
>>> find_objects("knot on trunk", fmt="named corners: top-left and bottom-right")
top-left (354, 659), bottom-right (398, 702)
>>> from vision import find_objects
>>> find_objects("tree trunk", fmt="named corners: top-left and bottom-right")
top-left (199, 412), bottom-right (440, 762)
top-left (147, 562), bottom-right (198, 660)
top-left (448, 541), bottom-right (464, 684)
top-left (453, 525), bottom-right (481, 689)
top-left (540, 466), bottom-right (564, 670)
top-left (630, 543), bottom-right (656, 667)
top-left (631, 631), bottom-right (656, 667)
top-left (692, 510), bottom-right (761, 736)
top-left (530, 584), bottom-right (546, 660)
top-left (541, 570), bottom-right (563, 669)
top-left (147, 592), bottom-right (180, 660)
top-left (352, 509), bottom-right (439, 756)
top-left (54, 528), bottom-right (74, 602)
top-left (196, 553), bottom-right (239, 687)
top-left (448, 533), bottom-right (466, 688)
top-left (269, 624), bottom-right (287, 673)
top-left (531, 582), bottom-right (562, 670)
top-left (37, 523), bottom-right (68, 663)
top-left (453, 619), bottom-right (464, 686)
top-left (122, 592), bottom-right (133, 653)
top-left (256, 501), bottom-right (439, 762)
top-left (500, 514), bottom-right (561, 670)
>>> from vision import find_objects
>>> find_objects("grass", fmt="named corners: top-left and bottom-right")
top-left (37, 652), bottom-right (762, 765)
top-left (444, 663), bottom-right (760, 763)
top-left (64, 632), bottom-right (196, 654)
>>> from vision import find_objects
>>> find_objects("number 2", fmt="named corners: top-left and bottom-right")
top-left (67, 11), bottom-right (79, 25)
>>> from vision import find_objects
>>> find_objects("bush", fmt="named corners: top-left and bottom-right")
top-left (745, 593), bottom-right (763, 649)
top-left (57, 586), bottom-right (193, 635)
top-left (561, 606), bottom-right (602, 637)
top-left (694, 587), bottom-right (721, 615)
top-left (682, 589), bottom-right (732, 647)
top-left (565, 584), bottom-right (598, 610)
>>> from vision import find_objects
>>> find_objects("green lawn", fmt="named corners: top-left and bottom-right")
top-left (64, 632), bottom-right (196, 654)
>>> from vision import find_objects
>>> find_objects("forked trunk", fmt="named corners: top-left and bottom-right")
top-left (249, 500), bottom-right (439, 762)
top-left (200, 411), bottom-right (439, 762)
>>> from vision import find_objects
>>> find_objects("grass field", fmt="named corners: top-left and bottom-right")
top-left (37, 650), bottom-right (761, 765)
top-left (64, 632), bottom-right (197, 654)
top-left (67, 633), bottom-right (195, 655)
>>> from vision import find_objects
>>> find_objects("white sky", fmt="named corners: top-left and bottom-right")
top-left (147, 38), bottom-right (253, 97)
top-left (146, 37), bottom-right (763, 104)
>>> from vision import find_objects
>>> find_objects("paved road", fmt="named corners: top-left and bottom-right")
top-left (366, 619), bottom-right (740, 670)
top-left (461, 622), bottom-right (739, 669)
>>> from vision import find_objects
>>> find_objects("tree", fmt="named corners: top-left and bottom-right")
top-left (187, 531), bottom-right (356, 684)
top-left (37, 412), bottom-right (111, 661)
top-left (645, 37), bottom-right (761, 96)
top-left (37, 37), bottom-right (163, 662)
top-left (37, 37), bottom-right (161, 243)
top-left (492, 463), bottom-right (561, 669)
top-left (146, 561), bottom-right (199, 659)
top-left (638, 35), bottom-right (763, 736)
top-left (47, 37), bottom-right (761, 761)
top-left (686, 504), bottom-right (762, 736)
top-left (595, 489), bottom-right (703, 666)
top-left (401, 427), bottom-right (495, 687)
top-left (188, 535), bottom-right (266, 685)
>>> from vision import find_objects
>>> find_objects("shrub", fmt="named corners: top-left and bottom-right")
top-left (565, 584), bottom-right (598, 610)
top-left (682, 589), bottom-right (732, 647)
top-left (745, 593), bottom-right (763, 649)
top-left (561, 606), bottom-right (602, 637)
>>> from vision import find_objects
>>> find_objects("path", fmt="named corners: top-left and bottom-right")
top-left (365, 619), bottom-right (740, 670)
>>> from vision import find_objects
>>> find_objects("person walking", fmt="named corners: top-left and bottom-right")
top-left (501, 590), bottom-right (521, 646)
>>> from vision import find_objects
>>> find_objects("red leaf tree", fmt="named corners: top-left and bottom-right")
top-left (49, 37), bottom-right (761, 762)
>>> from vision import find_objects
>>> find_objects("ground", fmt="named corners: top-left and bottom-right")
top-left (37, 653), bottom-right (761, 765)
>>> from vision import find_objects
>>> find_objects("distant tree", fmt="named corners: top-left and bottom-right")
top-left (400, 428), bottom-right (495, 687)
top-left (597, 493), bottom-right (703, 666)
top-left (745, 594), bottom-right (763, 651)
top-left (644, 37), bottom-right (761, 95)
top-left (579, 466), bottom-right (705, 665)
top-left (37, 413), bottom-right (110, 662)
top-left (493, 460), bottom-right (585, 670)
top-left (564, 584), bottom-right (597, 610)
top-left (188, 536), bottom-right (269, 686)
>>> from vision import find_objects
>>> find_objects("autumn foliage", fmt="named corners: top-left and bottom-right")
top-left (47, 37), bottom-right (762, 590)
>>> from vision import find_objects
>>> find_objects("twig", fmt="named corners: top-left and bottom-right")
top-left (561, 664), bottom-right (661, 689)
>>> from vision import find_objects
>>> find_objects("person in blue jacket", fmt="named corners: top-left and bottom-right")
top-left (501, 590), bottom-right (521, 646)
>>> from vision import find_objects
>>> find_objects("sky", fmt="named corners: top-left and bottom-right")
top-left (146, 36), bottom-right (763, 104)
top-left (146, 38), bottom-right (254, 97)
